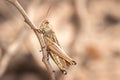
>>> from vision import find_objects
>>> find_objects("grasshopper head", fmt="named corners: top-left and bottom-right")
top-left (40, 20), bottom-right (49, 29)
top-left (40, 20), bottom-right (52, 34)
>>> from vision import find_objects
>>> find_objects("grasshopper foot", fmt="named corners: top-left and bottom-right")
top-left (72, 60), bottom-right (77, 65)
top-left (61, 69), bottom-right (67, 75)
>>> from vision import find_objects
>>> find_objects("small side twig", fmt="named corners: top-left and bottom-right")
top-left (7, 0), bottom-right (55, 80)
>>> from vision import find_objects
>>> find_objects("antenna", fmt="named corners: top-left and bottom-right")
top-left (44, 0), bottom-right (52, 20)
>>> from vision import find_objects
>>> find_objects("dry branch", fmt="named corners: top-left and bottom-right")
top-left (7, 0), bottom-right (55, 80)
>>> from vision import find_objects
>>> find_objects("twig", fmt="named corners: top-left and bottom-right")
top-left (7, 0), bottom-right (56, 80)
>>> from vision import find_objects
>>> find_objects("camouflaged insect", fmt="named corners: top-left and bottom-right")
top-left (38, 20), bottom-right (76, 75)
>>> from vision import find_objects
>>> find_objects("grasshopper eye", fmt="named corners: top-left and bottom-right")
top-left (45, 20), bottom-right (49, 24)
top-left (42, 20), bottom-right (49, 25)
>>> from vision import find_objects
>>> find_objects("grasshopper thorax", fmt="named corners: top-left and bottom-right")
top-left (40, 20), bottom-right (53, 35)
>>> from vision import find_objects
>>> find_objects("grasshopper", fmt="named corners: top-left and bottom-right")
top-left (7, 0), bottom-right (76, 76)
top-left (38, 20), bottom-right (76, 75)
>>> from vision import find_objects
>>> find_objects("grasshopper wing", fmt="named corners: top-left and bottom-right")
top-left (44, 37), bottom-right (76, 65)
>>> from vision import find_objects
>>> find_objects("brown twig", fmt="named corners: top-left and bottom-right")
top-left (7, 0), bottom-right (56, 80)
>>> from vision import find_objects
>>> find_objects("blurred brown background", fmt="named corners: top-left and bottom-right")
top-left (0, 0), bottom-right (120, 80)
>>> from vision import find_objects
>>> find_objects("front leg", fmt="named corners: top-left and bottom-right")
top-left (39, 46), bottom-right (47, 52)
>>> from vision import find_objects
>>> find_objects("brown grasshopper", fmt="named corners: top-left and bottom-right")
top-left (38, 20), bottom-right (76, 75)
top-left (7, 0), bottom-right (76, 76)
